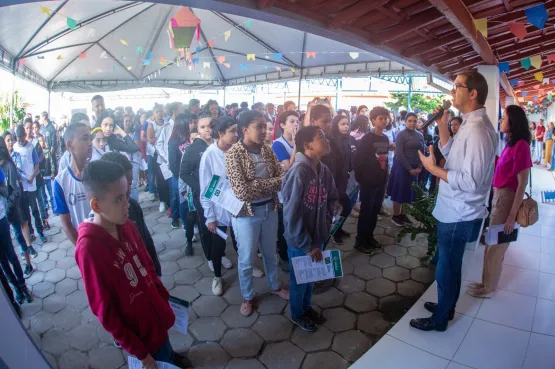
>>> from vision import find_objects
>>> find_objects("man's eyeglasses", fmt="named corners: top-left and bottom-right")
top-left (451, 83), bottom-right (470, 92)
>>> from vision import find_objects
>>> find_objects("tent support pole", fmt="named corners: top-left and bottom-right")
top-left (9, 74), bottom-right (15, 128)
top-left (48, 90), bottom-right (51, 116)
top-left (298, 32), bottom-right (307, 108)
top-left (223, 86), bottom-right (226, 106)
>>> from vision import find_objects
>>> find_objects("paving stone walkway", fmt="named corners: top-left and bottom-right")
top-left (16, 194), bottom-right (434, 369)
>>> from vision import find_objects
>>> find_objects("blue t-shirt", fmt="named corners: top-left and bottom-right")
top-left (272, 136), bottom-right (294, 162)
top-left (141, 121), bottom-right (149, 133)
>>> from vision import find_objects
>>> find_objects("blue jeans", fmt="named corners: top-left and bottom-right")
top-left (10, 222), bottom-right (28, 253)
top-left (432, 219), bottom-right (483, 324)
top-left (551, 148), bottom-right (555, 170)
top-left (232, 204), bottom-right (280, 300)
top-left (131, 161), bottom-right (140, 202)
top-left (0, 217), bottom-right (25, 288)
top-left (288, 245), bottom-right (318, 320)
top-left (151, 336), bottom-right (174, 364)
top-left (147, 155), bottom-right (157, 195)
top-left (41, 178), bottom-right (54, 210)
top-left (171, 176), bottom-right (181, 221)
top-left (36, 184), bottom-right (48, 220)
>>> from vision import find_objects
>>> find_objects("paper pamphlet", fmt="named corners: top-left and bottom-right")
top-left (216, 227), bottom-right (228, 240)
top-left (187, 192), bottom-right (196, 211)
top-left (203, 175), bottom-right (244, 216)
top-left (291, 250), bottom-right (343, 284)
top-left (168, 295), bottom-right (189, 336)
top-left (128, 356), bottom-right (179, 369)
top-left (485, 224), bottom-right (520, 246)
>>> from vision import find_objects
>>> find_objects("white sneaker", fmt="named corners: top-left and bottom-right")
top-left (148, 193), bottom-right (156, 201)
top-left (208, 260), bottom-right (214, 272)
top-left (257, 251), bottom-right (262, 258)
top-left (212, 277), bottom-right (223, 296)
top-left (194, 226), bottom-right (199, 235)
top-left (192, 234), bottom-right (198, 242)
top-left (221, 256), bottom-right (232, 269)
top-left (159, 202), bottom-right (167, 213)
top-left (253, 267), bottom-right (264, 278)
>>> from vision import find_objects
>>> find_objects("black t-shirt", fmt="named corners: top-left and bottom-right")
top-left (354, 131), bottom-right (390, 188)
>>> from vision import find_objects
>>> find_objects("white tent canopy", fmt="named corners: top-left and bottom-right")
top-left (0, 1), bottom-right (421, 93)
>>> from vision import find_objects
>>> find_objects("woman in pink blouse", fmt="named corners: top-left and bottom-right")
top-left (468, 105), bottom-right (532, 298)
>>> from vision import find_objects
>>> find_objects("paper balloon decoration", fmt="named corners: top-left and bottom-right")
top-left (168, 7), bottom-right (200, 49)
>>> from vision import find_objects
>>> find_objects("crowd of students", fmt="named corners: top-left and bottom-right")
top-left (0, 92), bottom-right (467, 368)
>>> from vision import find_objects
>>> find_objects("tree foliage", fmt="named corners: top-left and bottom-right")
top-left (385, 92), bottom-right (446, 114)
top-left (0, 90), bottom-right (27, 132)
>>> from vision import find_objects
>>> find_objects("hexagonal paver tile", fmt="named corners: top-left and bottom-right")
top-left (369, 253), bottom-right (395, 268)
top-left (332, 330), bottom-right (370, 361)
top-left (397, 280), bottom-right (426, 297)
top-left (177, 256), bottom-right (205, 269)
top-left (160, 275), bottom-right (176, 290)
top-left (292, 325), bottom-right (333, 352)
top-left (194, 276), bottom-right (215, 295)
top-left (173, 268), bottom-right (202, 285)
top-left (20, 297), bottom-right (42, 319)
top-left (43, 293), bottom-right (67, 313)
top-left (353, 264), bottom-right (382, 281)
top-left (53, 308), bottom-right (81, 331)
top-left (335, 275), bottom-right (365, 294)
top-left (58, 349), bottom-right (88, 369)
top-left (322, 307), bottom-right (356, 332)
top-left (69, 324), bottom-right (99, 351)
top-left (260, 342), bottom-right (304, 369)
top-left (358, 311), bottom-right (392, 336)
top-left (189, 343), bottom-right (229, 369)
top-left (365, 278), bottom-right (396, 297)
top-left (411, 267), bottom-right (435, 284)
top-left (382, 266), bottom-right (410, 282)
top-left (29, 310), bottom-right (53, 334)
top-left (396, 255), bottom-right (421, 269)
top-left (32, 281), bottom-right (55, 298)
top-left (26, 270), bottom-right (45, 286)
top-left (42, 329), bottom-right (70, 356)
top-left (190, 317), bottom-right (227, 341)
top-left (221, 328), bottom-right (264, 357)
top-left (66, 290), bottom-right (89, 311)
top-left (225, 359), bottom-right (266, 369)
top-left (221, 305), bottom-right (258, 328)
top-left (158, 248), bottom-right (184, 262)
top-left (36, 259), bottom-right (56, 273)
top-left (342, 261), bottom-right (354, 275)
top-left (49, 249), bottom-right (67, 262)
top-left (152, 222), bottom-right (173, 234)
top-left (398, 234), bottom-right (418, 247)
top-left (256, 293), bottom-right (287, 315)
top-left (45, 268), bottom-right (66, 283)
top-left (55, 279), bottom-right (78, 296)
top-left (65, 265), bottom-right (81, 280)
top-left (379, 295), bottom-right (417, 322)
top-left (164, 237), bottom-right (186, 249)
top-left (160, 261), bottom-right (179, 276)
top-left (374, 235), bottom-right (395, 246)
top-left (56, 256), bottom-right (76, 270)
top-left (302, 351), bottom-right (349, 369)
top-left (252, 314), bottom-right (293, 341)
top-left (344, 252), bottom-right (371, 266)
top-left (192, 296), bottom-right (228, 317)
top-left (252, 276), bottom-right (270, 295)
top-left (96, 325), bottom-right (113, 345)
top-left (57, 239), bottom-right (73, 250)
top-left (222, 284), bottom-right (243, 305)
top-left (311, 287), bottom-right (344, 309)
top-left (170, 285), bottom-right (200, 303)
top-left (408, 245), bottom-right (429, 258)
top-left (77, 279), bottom-right (85, 291)
top-left (88, 345), bottom-right (125, 369)
top-left (344, 292), bottom-right (378, 313)
top-left (384, 244), bottom-right (408, 257)
top-left (80, 308), bottom-right (97, 325)
top-left (169, 328), bottom-right (194, 353)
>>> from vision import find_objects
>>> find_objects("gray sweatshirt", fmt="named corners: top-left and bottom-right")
top-left (281, 153), bottom-right (339, 253)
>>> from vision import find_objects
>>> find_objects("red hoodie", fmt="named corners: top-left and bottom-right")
top-left (76, 220), bottom-right (175, 360)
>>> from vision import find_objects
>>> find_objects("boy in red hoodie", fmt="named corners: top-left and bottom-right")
top-left (76, 160), bottom-right (181, 369)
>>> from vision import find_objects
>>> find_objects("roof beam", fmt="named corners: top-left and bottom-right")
top-left (97, 44), bottom-right (138, 80)
top-left (191, 9), bottom-right (226, 82)
top-left (15, 0), bottom-right (69, 60)
top-left (427, 0), bottom-right (497, 65)
top-left (256, 0), bottom-right (277, 8)
top-left (373, 8), bottom-right (443, 44)
top-left (328, 0), bottom-right (389, 29)
top-left (424, 45), bottom-right (475, 66)
top-left (23, 42), bottom-right (95, 58)
top-left (402, 32), bottom-right (461, 57)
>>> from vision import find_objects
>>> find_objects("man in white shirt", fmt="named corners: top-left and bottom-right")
top-left (412, 70), bottom-right (498, 332)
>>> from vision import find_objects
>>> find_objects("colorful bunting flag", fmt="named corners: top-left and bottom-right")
top-left (195, 47), bottom-right (200, 53)
top-left (87, 71), bottom-right (91, 76)
top-left (534, 71), bottom-right (544, 82)
top-left (224, 31), bottom-right (231, 42)
top-left (40, 6), bottom-right (51, 16)
top-left (203, 62), bottom-right (211, 69)
top-left (543, 78), bottom-right (549, 85)
top-left (223, 63), bottom-right (230, 68)
top-left (57, 55), bottom-right (63, 60)
top-left (127, 66), bottom-right (132, 70)
top-left (547, 54), bottom-right (555, 64)
top-left (518, 80), bottom-right (525, 86)
top-left (525, 4), bottom-right (547, 29)
top-left (306, 52), bottom-right (316, 59)
top-left (136, 46), bottom-right (143, 54)
top-left (96, 68), bottom-right (103, 73)
top-left (113, 65), bottom-right (117, 71)
top-left (37, 55), bottom-right (45, 60)
top-left (160, 56), bottom-right (166, 62)
top-left (522, 91), bottom-right (528, 97)
top-left (291, 68), bottom-right (296, 72)
top-left (521, 57), bottom-right (531, 70)
top-left (168, 8), bottom-right (199, 49)
top-left (120, 39), bottom-right (128, 46)
top-left (19, 59), bottom-right (26, 66)
top-left (192, 58), bottom-right (199, 64)
top-left (247, 54), bottom-right (256, 61)
top-left (217, 56), bottom-right (225, 64)
top-left (473, 18), bottom-right (487, 38)
top-left (509, 23), bottom-right (527, 40)
top-left (509, 79), bottom-right (519, 87)
top-left (240, 64), bottom-right (247, 71)
top-left (274, 53), bottom-right (283, 60)
top-left (208, 40), bottom-right (214, 48)
top-left (245, 19), bottom-right (253, 29)
top-left (349, 52), bottom-right (359, 60)
top-left (147, 51), bottom-right (152, 59)
top-left (276, 67), bottom-right (281, 72)
top-left (498, 62), bottom-right (510, 74)
top-left (530, 55), bottom-right (542, 69)
top-left (67, 17), bottom-right (77, 30)
top-left (79, 52), bottom-right (87, 59)
top-left (160, 61), bottom-right (168, 66)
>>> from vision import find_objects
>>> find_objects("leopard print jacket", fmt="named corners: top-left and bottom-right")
top-left (225, 141), bottom-right (284, 217)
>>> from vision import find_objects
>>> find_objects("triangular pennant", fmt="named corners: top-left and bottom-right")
top-left (349, 52), bottom-right (359, 60)
top-left (223, 63), bottom-right (231, 68)
top-left (543, 78), bottom-right (549, 85)
top-left (274, 52), bottom-right (283, 60)
top-left (160, 61), bottom-right (168, 66)
top-left (306, 52), bottom-right (316, 59)
top-left (240, 64), bottom-right (247, 71)
top-left (136, 46), bottom-right (143, 54)
top-left (113, 65), bottom-right (117, 71)
top-left (217, 56), bottom-right (225, 64)
top-left (57, 55), bottom-right (63, 60)
top-left (79, 52), bottom-right (87, 59)
top-left (203, 62), bottom-right (211, 69)
top-left (245, 19), bottom-right (253, 29)
top-left (510, 79), bottom-right (519, 87)
top-left (498, 62), bottom-right (510, 75)
top-left (40, 6), bottom-right (51, 16)
top-left (192, 58), bottom-right (199, 64)
top-left (171, 18), bottom-right (178, 28)
top-left (291, 68), bottom-right (296, 72)
top-left (534, 71), bottom-right (544, 82)
top-left (160, 56), bottom-right (166, 62)
top-left (67, 17), bottom-right (77, 30)
top-left (127, 66), bottom-right (132, 70)
top-left (87, 71), bottom-right (91, 76)
top-left (473, 18), bottom-right (487, 38)
top-left (19, 59), bottom-right (26, 66)
top-left (276, 66), bottom-right (281, 72)
top-left (195, 47), bottom-right (201, 53)
top-left (530, 55), bottom-right (542, 69)
top-left (509, 23), bottom-right (527, 40)
top-left (525, 4), bottom-right (547, 29)
top-left (224, 30), bottom-right (231, 42)
top-left (120, 56), bottom-right (126, 60)
top-left (37, 55), bottom-right (45, 60)
top-left (87, 28), bottom-right (96, 39)
top-left (521, 57), bottom-right (531, 70)
top-left (522, 91), bottom-right (528, 97)
top-left (518, 80), bottom-right (525, 86)
top-left (547, 54), bottom-right (555, 64)
top-left (120, 39), bottom-right (128, 46)
top-left (100, 51), bottom-right (108, 59)
top-left (208, 40), bottom-right (214, 48)
top-left (247, 53), bottom-right (256, 61)
top-left (264, 66), bottom-right (268, 70)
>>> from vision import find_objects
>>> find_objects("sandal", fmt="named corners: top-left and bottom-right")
top-left (271, 288), bottom-right (290, 300)
top-left (240, 300), bottom-right (253, 316)
top-left (467, 282), bottom-right (484, 290)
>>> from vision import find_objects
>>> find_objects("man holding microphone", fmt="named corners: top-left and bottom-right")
top-left (412, 70), bottom-right (498, 332)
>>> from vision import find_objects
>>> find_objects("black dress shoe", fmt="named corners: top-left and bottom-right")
top-left (410, 317), bottom-right (448, 332)
top-left (424, 302), bottom-right (455, 321)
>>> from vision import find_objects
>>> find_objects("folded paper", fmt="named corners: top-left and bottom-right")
top-left (274, 53), bottom-right (283, 60)
top-left (203, 62), bottom-right (211, 69)
top-left (224, 63), bottom-right (230, 68)
top-left (276, 66), bottom-right (281, 71)
top-left (245, 19), bottom-right (252, 29)
top-left (57, 55), bottom-right (63, 60)
top-left (240, 64), bottom-right (247, 71)
top-left (87, 28), bottom-right (96, 39)
top-left (217, 56), bottom-right (225, 64)
top-left (306, 52), bottom-right (316, 59)
top-left (208, 40), bottom-right (214, 48)
top-left (521, 58), bottom-right (531, 70)
top-left (19, 59), bottom-right (26, 66)
top-left (67, 17), bottom-right (77, 30)
top-left (534, 71), bottom-right (544, 82)
top-left (136, 46), bottom-right (143, 54)
top-left (127, 66), bottom-right (132, 70)
top-left (349, 52), bottom-right (359, 60)
top-left (40, 6), bottom-right (51, 16)
top-left (168, 7), bottom-right (199, 49)
top-left (498, 62), bottom-right (510, 74)
top-left (79, 52), bottom-right (87, 59)
top-left (224, 31), bottom-right (231, 41)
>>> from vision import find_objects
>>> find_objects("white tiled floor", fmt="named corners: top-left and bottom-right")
top-left (353, 169), bottom-right (555, 369)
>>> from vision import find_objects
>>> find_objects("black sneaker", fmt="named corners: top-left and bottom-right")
top-left (21, 285), bottom-right (33, 303)
top-left (39, 233), bottom-right (47, 243)
top-left (424, 302), bottom-right (455, 321)
top-left (171, 219), bottom-right (179, 229)
top-left (354, 241), bottom-right (376, 255)
top-left (331, 236), bottom-right (344, 245)
top-left (291, 316), bottom-right (317, 332)
top-left (14, 287), bottom-right (24, 305)
top-left (113, 338), bottom-right (121, 348)
top-left (184, 241), bottom-right (193, 256)
top-left (173, 351), bottom-right (192, 368)
top-left (369, 237), bottom-right (384, 250)
top-left (28, 247), bottom-right (38, 259)
top-left (335, 229), bottom-right (351, 239)
top-left (392, 215), bottom-right (405, 227)
top-left (304, 308), bottom-right (326, 324)
top-left (30, 234), bottom-right (36, 242)
top-left (279, 259), bottom-right (290, 272)
top-left (23, 264), bottom-right (34, 278)
top-left (401, 214), bottom-right (414, 226)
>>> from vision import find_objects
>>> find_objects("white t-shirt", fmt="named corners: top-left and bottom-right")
top-left (146, 119), bottom-right (166, 157)
top-left (13, 141), bottom-right (39, 192)
top-left (53, 167), bottom-right (91, 231)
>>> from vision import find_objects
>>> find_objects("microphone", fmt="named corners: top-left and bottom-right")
top-left (421, 100), bottom-right (452, 130)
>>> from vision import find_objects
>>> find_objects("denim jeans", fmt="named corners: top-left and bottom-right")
top-left (171, 176), bottom-right (181, 221)
top-left (36, 185), bottom-right (48, 220)
top-left (432, 219), bottom-right (483, 324)
top-left (356, 186), bottom-right (385, 244)
top-left (0, 217), bottom-right (25, 288)
top-left (131, 161), bottom-right (140, 202)
top-left (147, 155), bottom-right (157, 195)
top-left (288, 245), bottom-right (318, 320)
top-left (535, 141), bottom-right (544, 162)
top-left (25, 190), bottom-right (44, 235)
top-left (10, 222), bottom-right (28, 253)
top-left (232, 204), bottom-right (280, 300)
top-left (41, 178), bottom-right (54, 210)
top-left (151, 336), bottom-right (174, 364)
